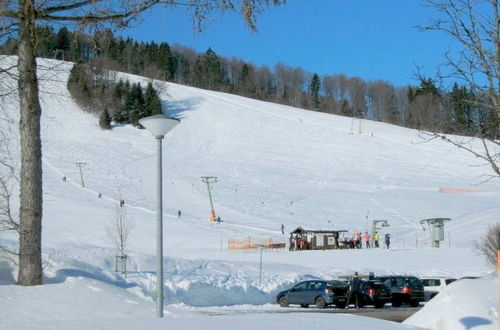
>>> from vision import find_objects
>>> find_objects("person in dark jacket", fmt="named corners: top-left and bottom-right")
top-left (385, 233), bottom-right (391, 249)
top-left (345, 271), bottom-right (361, 309)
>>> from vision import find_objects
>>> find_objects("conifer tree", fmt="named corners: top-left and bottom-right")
top-left (125, 83), bottom-right (145, 126)
top-left (144, 82), bottom-right (162, 116)
top-left (35, 26), bottom-right (56, 58)
top-left (158, 42), bottom-right (175, 81)
top-left (450, 83), bottom-right (473, 134)
top-left (341, 99), bottom-right (352, 116)
top-left (99, 108), bottom-right (112, 130)
top-left (55, 27), bottom-right (70, 60)
top-left (238, 63), bottom-right (256, 96)
top-left (194, 47), bottom-right (224, 90)
top-left (310, 73), bottom-right (321, 109)
top-left (67, 63), bottom-right (92, 109)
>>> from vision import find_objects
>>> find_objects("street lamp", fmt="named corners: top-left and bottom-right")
top-left (139, 114), bottom-right (180, 318)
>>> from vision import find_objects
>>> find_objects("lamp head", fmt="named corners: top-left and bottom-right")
top-left (139, 114), bottom-right (180, 138)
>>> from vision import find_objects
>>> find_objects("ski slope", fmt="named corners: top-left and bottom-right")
top-left (0, 56), bottom-right (498, 329)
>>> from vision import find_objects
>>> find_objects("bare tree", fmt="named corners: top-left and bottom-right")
top-left (107, 203), bottom-right (134, 274)
top-left (0, 129), bottom-right (19, 262)
top-left (0, 174), bottom-right (19, 262)
top-left (347, 77), bottom-right (367, 118)
top-left (367, 80), bottom-right (398, 123)
top-left (255, 64), bottom-right (273, 100)
top-left (421, 0), bottom-right (500, 179)
top-left (474, 223), bottom-right (500, 268)
top-left (0, 0), bottom-right (284, 286)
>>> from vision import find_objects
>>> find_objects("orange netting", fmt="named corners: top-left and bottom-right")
top-left (228, 237), bottom-right (284, 250)
top-left (439, 187), bottom-right (487, 193)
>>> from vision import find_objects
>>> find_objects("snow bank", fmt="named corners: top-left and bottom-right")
top-left (404, 273), bottom-right (498, 330)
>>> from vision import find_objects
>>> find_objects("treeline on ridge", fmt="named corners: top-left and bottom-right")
top-left (0, 26), bottom-right (497, 138)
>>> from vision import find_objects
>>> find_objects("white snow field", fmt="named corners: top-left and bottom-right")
top-left (0, 56), bottom-right (498, 329)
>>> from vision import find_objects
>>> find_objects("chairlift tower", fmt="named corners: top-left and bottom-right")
top-left (420, 218), bottom-right (451, 248)
top-left (201, 176), bottom-right (218, 222)
top-left (75, 162), bottom-right (87, 187)
top-left (371, 220), bottom-right (389, 245)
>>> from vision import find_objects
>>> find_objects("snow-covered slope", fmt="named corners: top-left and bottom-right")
top-left (0, 56), bottom-right (498, 329)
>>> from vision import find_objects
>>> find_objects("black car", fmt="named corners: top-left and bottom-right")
top-left (355, 280), bottom-right (392, 308)
top-left (375, 275), bottom-right (425, 307)
top-left (339, 279), bottom-right (391, 309)
top-left (276, 280), bottom-right (348, 308)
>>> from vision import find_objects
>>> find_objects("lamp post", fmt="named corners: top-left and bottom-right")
top-left (139, 114), bottom-right (180, 318)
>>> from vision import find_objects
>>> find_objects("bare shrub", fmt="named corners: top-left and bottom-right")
top-left (474, 223), bottom-right (500, 269)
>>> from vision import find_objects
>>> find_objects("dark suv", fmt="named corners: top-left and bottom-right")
top-left (356, 280), bottom-right (392, 308)
top-left (339, 279), bottom-right (391, 308)
top-left (375, 276), bottom-right (424, 307)
top-left (276, 280), bottom-right (348, 308)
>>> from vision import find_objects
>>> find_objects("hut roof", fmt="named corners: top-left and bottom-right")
top-left (290, 227), bottom-right (348, 234)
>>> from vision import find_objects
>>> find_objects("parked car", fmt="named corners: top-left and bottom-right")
top-left (355, 279), bottom-right (392, 308)
top-left (276, 280), bottom-right (348, 308)
top-left (421, 277), bottom-right (456, 301)
top-left (375, 275), bottom-right (425, 307)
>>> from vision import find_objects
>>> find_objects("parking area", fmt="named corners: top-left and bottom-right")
top-left (291, 306), bottom-right (422, 323)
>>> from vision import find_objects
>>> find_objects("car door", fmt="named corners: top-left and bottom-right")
top-left (287, 281), bottom-right (309, 304)
top-left (304, 281), bottom-right (324, 304)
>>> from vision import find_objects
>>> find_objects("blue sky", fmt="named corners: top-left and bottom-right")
top-left (119, 0), bottom-right (456, 87)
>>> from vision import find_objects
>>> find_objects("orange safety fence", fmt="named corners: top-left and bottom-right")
top-left (439, 187), bottom-right (487, 193)
top-left (228, 237), bottom-right (285, 250)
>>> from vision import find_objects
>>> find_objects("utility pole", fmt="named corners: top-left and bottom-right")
top-left (75, 162), bottom-right (87, 187)
top-left (201, 176), bottom-right (218, 222)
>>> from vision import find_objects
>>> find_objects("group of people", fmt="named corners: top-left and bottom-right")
top-left (343, 231), bottom-right (391, 249)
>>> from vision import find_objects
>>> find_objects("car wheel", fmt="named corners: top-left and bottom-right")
top-left (278, 296), bottom-right (289, 307)
top-left (300, 304), bottom-right (309, 308)
top-left (315, 297), bottom-right (326, 308)
top-left (409, 300), bottom-right (420, 307)
top-left (335, 302), bottom-right (346, 309)
top-left (391, 300), bottom-right (402, 307)
top-left (374, 302), bottom-right (385, 309)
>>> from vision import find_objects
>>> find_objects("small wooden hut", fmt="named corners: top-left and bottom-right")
top-left (289, 227), bottom-right (347, 250)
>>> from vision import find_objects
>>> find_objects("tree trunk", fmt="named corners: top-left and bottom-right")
top-left (17, 0), bottom-right (43, 286)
